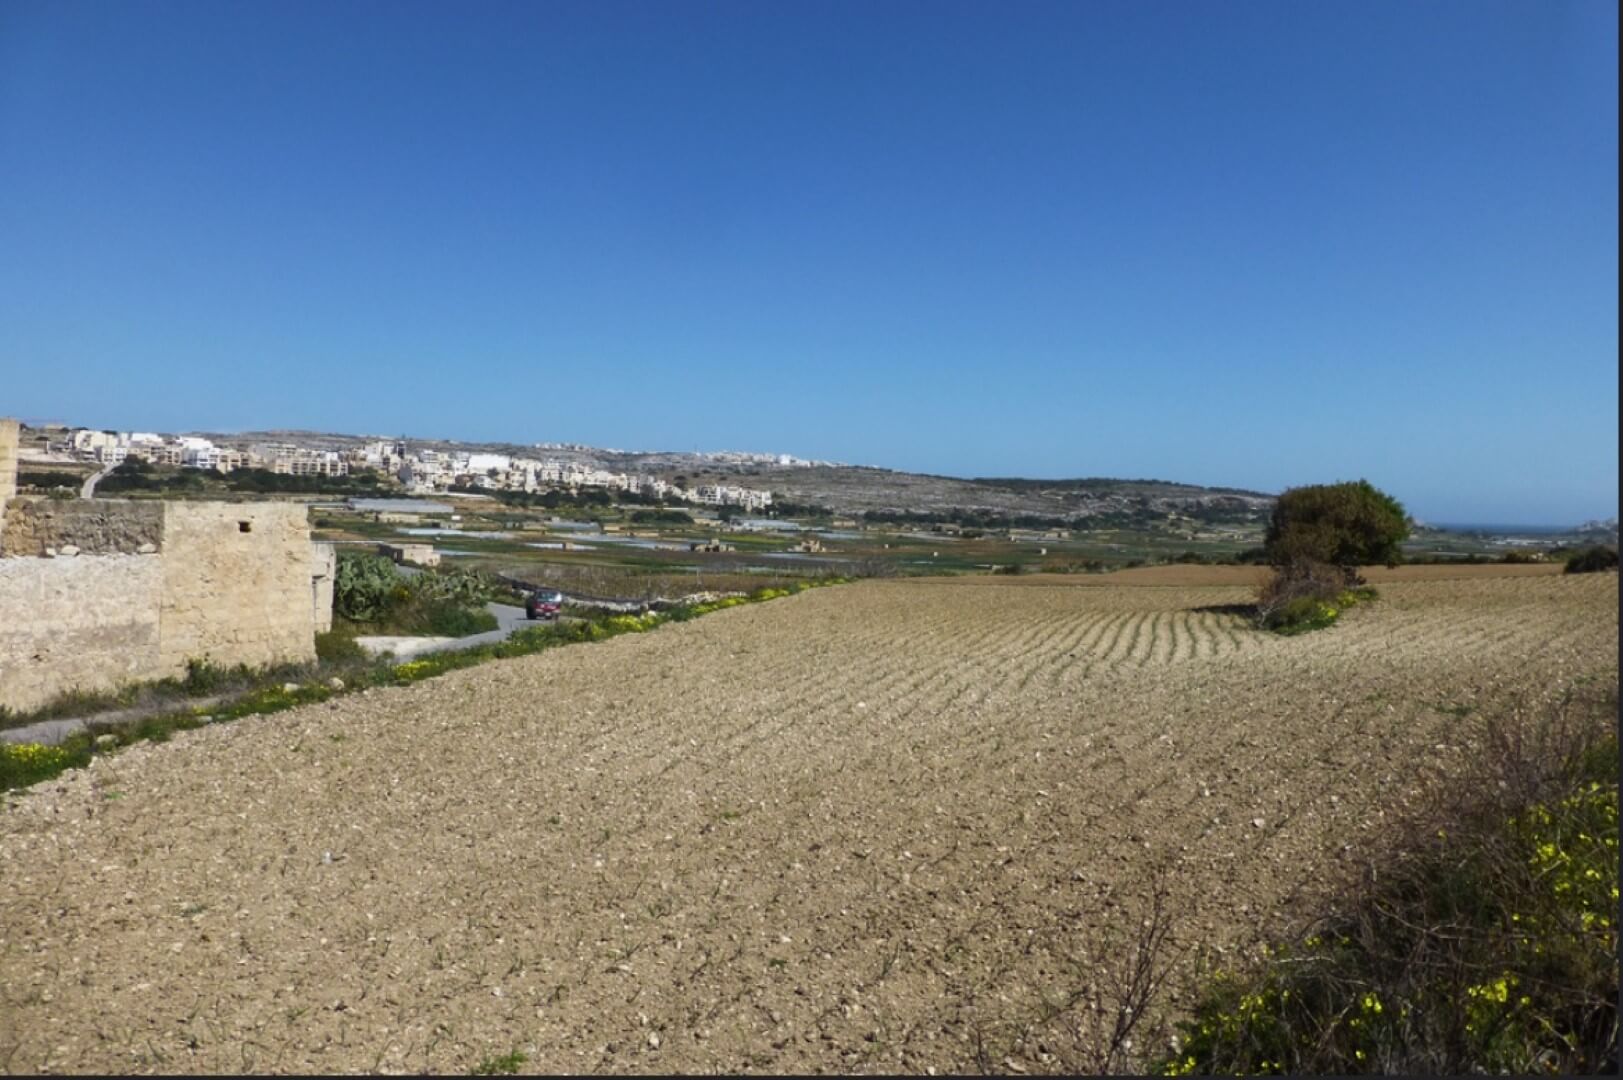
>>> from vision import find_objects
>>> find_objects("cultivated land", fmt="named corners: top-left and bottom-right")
top-left (0, 569), bottom-right (1616, 1073)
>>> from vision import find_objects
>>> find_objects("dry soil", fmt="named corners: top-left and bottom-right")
top-left (0, 571), bottom-right (1615, 1074)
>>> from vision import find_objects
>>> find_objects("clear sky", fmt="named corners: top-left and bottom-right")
top-left (2, 0), bottom-right (1616, 524)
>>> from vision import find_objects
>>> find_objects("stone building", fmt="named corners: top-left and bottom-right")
top-left (0, 418), bottom-right (335, 714)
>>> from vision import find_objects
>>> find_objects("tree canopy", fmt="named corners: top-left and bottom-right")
top-left (1264, 480), bottom-right (1410, 569)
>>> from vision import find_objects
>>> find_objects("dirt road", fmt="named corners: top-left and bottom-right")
top-left (0, 572), bottom-right (1615, 1073)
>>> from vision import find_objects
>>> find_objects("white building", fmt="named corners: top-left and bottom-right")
top-left (466, 452), bottom-right (511, 474)
top-left (72, 430), bottom-right (118, 454)
top-left (182, 446), bottom-right (224, 470)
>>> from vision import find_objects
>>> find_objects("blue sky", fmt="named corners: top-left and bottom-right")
top-left (1, 0), bottom-right (1616, 523)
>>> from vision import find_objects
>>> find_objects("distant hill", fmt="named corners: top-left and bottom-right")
top-left (188, 427), bottom-right (1275, 525)
top-left (741, 466), bottom-right (1273, 524)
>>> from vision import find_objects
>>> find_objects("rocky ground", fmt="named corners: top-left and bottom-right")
top-left (0, 569), bottom-right (1615, 1074)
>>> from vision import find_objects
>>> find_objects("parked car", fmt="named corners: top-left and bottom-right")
top-left (525, 588), bottom-right (564, 621)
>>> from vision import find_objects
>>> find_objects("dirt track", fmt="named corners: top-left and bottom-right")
top-left (1, 572), bottom-right (1616, 1074)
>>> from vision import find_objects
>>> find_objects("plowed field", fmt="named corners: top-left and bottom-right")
top-left (1, 571), bottom-right (1616, 1074)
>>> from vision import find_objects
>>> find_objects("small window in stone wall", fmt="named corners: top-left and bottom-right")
top-left (239, 521), bottom-right (252, 533)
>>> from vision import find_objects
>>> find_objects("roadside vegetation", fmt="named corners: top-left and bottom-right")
top-left (1157, 681), bottom-right (1618, 1076)
top-left (0, 578), bottom-right (847, 793)
top-left (332, 551), bottom-right (511, 636)
top-left (0, 655), bottom-right (320, 735)
top-left (14, 468), bottom-right (88, 492)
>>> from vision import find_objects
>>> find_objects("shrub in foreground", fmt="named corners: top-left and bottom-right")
top-left (1159, 688), bottom-right (1619, 1076)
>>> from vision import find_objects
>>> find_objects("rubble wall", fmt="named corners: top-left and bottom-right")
top-left (0, 498), bottom-right (165, 557)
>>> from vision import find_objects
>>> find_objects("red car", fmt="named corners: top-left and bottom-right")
top-left (525, 588), bottom-right (564, 621)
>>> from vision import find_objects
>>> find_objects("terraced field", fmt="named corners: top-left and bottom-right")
top-left (0, 570), bottom-right (1615, 1074)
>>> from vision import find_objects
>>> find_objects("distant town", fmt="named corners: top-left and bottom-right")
top-left (13, 421), bottom-right (1616, 538)
top-left (45, 427), bottom-right (782, 510)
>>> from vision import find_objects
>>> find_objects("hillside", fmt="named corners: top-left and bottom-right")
top-left (202, 429), bottom-right (1274, 523)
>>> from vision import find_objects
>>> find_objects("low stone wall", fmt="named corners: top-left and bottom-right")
top-left (1, 497), bottom-right (165, 557)
top-left (0, 501), bottom-right (327, 713)
top-left (0, 554), bottom-right (164, 713)
top-left (0, 419), bottom-right (18, 543)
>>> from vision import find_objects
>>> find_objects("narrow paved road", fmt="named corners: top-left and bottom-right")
top-left (403, 601), bottom-right (563, 655)
top-left (79, 460), bottom-right (117, 498)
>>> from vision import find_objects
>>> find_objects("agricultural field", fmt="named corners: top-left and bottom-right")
top-left (0, 569), bottom-right (1615, 1073)
top-left (308, 496), bottom-right (1275, 602)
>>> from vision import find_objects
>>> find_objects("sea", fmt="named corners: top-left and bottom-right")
top-left (1429, 524), bottom-right (1578, 536)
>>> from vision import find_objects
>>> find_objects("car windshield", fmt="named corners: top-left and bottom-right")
top-left (536, 591), bottom-right (562, 602)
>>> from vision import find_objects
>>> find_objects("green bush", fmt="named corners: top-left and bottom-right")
top-left (1266, 480), bottom-right (1410, 570)
top-left (411, 565), bottom-right (503, 606)
top-left (419, 600), bottom-right (499, 637)
top-left (314, 630), bottom-right (367, 664)
top-left (334, 550), bottom-right (404, 622)
top-left (1256, 559), bottom-right (1353, 632)
top-left (0, 740), bottom-right (92, 790)
top-left (183, 656), bottom-right (230, 693)
top-left (630, 508), bottom-right (694, 525)
top-left (1564, 547), bottom-right (1618, 575)
top-left (1266, 595), bottom-right (1340, 634)
top-left (15, 470), bottom-right (80, 491)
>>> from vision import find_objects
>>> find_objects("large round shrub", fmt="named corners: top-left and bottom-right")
top-left (1265, 480), bottom-right (1410, 571)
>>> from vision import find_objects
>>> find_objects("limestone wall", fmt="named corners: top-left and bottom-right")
top-left (157, 503), bottom-right (318, 674)
top-left (0, 418), bottom-right (18, 546)
top-left (310, 542), bottom-right (335, 634)
top-left (0, 554), bottom-right (163, 713)
top-left (0, 498), bottom-right (322, 713)
top-left (1, 498), bottom-right (165, 557)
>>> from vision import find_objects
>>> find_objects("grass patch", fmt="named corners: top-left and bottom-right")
top-left (469, 1049), bottom-right (527, 1075)
top-left (0, 654), bottom-right (331, 734)
top-left (0, 741), bottom-right (93, 790)
top-left (315, 629), bottom-right (368, 664)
